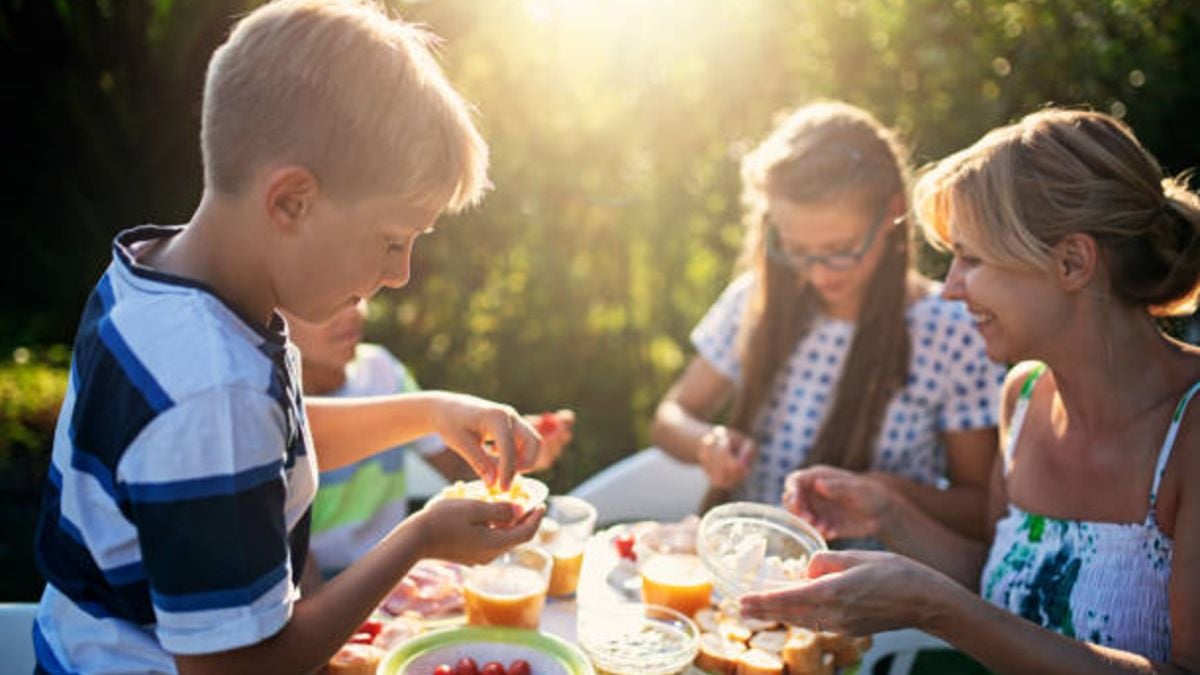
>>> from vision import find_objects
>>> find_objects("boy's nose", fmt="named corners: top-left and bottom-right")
top-left (379, 249), bottom-right (412, 289)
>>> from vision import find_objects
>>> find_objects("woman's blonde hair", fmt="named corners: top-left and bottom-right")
top-left (730, 101), bottom-right (912, 473)
top-left (202, 0), bottom-right (489, 211)
top-left (915, 108), bottom-right (1200, 316)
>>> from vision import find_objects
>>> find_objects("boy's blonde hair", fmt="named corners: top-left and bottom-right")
top-left (915, 108), bottom-right (1200, 316)
top-left (202, 0), bottom-right (488, 211)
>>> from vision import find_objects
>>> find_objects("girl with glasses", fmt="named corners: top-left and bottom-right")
top-left (651, 101), bottom-right (1006, 540)
top-left (743, 109), bottom-right (1200, 672)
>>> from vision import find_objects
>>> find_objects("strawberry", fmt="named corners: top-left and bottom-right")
top-left (535, 411), bottom-right (559, 436)
top-left (614, 531), bottom-right (637, 561)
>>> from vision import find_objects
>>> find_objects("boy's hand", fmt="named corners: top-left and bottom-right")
top-left (525, 409), bottom-right (575, 472)
top-left (411, 499), bottom-right (544, 565)
top-left (431, 393), bottom-right (541, 489)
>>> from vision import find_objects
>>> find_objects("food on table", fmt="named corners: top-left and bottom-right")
top-left (695, 632), bottom-right (749, 674)
top-left (815, 631), bottom-right (872, 668)
top-left (435, 476), bottom-right (550, 515)
top-left (577, 604), bottom-right (699, 675)
top-left (381, 559), bottom-right (466, 619)
top-left (780, 629), bottom-right (822, 674)
top-left (429, 658), bottom-right (536, 675)
top-left (373, 614), bottom-right (424, 651)
top-left (635, 516), bottom-right (700, 557)
top-left (613, 531), bottom-right (637, 563)
top-left (747, 629), bottom-right (789, 654)
top-left (324, 642), bottom-right (385, 675)
top-left (640, 553), bottom-right (714, 619)
top-left (689, 606), bottom-right (868, 674)
top-left (735, 648), bottom-right (785, 675)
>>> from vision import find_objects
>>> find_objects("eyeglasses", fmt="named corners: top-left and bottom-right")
top-left (764, 202), bottom-right (898, 272)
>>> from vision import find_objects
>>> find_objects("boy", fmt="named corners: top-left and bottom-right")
top-left (282, 302), bottom-right (575, 582)
top-left (32, 1), bottom-right (543, 672)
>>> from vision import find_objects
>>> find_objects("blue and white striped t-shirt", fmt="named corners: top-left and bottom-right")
top-left (33, 225), bottom-right (318, 673)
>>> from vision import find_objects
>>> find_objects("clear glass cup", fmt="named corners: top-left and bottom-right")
top-left (463, 545), bottom-right (552, 629)
top-left (540, 495), bottom-right (598, 597)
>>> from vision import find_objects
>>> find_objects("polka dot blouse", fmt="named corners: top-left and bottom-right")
top-left (691, 273), bottom-right (1008, 505)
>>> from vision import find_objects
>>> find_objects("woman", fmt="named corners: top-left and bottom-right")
top-left (743, 109), bottom-right (1200, 672)
top-left (651, 101), bottom-right (1005, 538)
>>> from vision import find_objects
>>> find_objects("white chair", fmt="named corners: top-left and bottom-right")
top-left (858, 628), bottom-right (955, 675)
top-left (0, 603), bottom-right (38, 673)
top-left (569, 447), bottom-right (708, 524)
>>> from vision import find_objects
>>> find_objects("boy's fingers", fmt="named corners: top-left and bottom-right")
top-left (444, 431), bottom-right (496, 484)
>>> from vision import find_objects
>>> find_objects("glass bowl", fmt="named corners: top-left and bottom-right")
top-left (696, 501), bottom-right (827, 599)
top-left (576, 602), bottom-right (699, 675)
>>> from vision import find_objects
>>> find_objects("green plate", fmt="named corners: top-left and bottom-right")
top-left (379, 626), bottom-right (594, 675)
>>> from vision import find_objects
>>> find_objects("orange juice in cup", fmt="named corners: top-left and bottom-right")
top-left (540, 496), bottom-right (596, 597)
top-left (463, 545), bottom-right (551, 629)
top-left (546, 537), bottom-right (586, 597)
top-left (640, 553), bottom-right (713, 618)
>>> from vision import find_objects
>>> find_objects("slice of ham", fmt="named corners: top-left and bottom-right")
top-left (382, 559), bottom-right (466, 618)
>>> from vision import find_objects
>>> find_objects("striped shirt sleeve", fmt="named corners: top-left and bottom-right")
top-left (118, 386), bottom-right (296, 655)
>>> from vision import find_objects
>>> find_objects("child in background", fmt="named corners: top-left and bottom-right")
top-left (652, 101), bottom-right (1006, 539)
top-left (33, 2), bottom-right (545, 672)
top-left (284, 301), bottom-right (574, 583)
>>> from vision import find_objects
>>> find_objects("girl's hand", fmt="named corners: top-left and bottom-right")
top-left (739, 550), bottom-right (952, 636)
top-left (430, 393), bottom-right (541, 489)
top-left (698, 425), bottom-right (757, 489)
top-left (410, 499), bottom-right (544, 566)
top-left (783, 465), bottom-right (894, 540)
top-left (524, 409), bottom-right (575, 473)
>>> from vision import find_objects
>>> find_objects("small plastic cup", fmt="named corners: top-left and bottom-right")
top-left (463, 545), bottom-right (552, 629)
top-left (639, 552), bottom-right (713, 619)
top-left (540, 496), bottom-right (598, 597)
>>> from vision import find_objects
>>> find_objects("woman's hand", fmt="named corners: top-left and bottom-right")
top-left (698, 424), bottom-right (757, 489)
top-left (524, 409), bottom-right (575, 473)
top-left (409, 498), bottom-right (544, 566)
top-left (739, 550), bottom-right (954, 636)
top-left (430, 392), bottom-right (541, 489)
top-left (783, 465), bottom-right (895, 540)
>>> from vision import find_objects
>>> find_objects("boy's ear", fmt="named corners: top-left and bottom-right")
top-left (887, 191), bottom-right (907, 229)
top-left (263, 166), bottom-right (320, 232)
top-left (1052, 232), bottom-right (1099, 293)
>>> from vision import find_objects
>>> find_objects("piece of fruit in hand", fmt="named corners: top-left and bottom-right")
top-left (535, 411), bottom-right (560, 436)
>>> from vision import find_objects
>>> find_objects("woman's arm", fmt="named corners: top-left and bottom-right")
top-left (742, 550), bottom-right (1193, 674)
top-left (871, 427), bottom-right (995, 540)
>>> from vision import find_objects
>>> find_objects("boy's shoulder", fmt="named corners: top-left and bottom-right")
top-left (89, 228), bottom-right (290, 407)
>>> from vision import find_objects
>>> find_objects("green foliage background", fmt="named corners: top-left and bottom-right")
top-left (2, 0), bottom-right (1199, 597)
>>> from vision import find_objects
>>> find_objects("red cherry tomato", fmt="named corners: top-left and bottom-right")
top-left (614, 531), bottom-right (636, 561)
top-left (434, 666), bottom-right (454, 675)
top-left (480, 662), bottom-right (506, 675)
top-left (535, 411), bottom-right (559, 436)
top-left (356, 619), bottom-right (383, 638)
top-left (508, 659), bottom-right (532, 675)
top-left (456, 657), bottom-right (480, 675)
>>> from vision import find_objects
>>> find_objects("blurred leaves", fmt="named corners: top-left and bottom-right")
top-left (3, 0), bottom-right (1200, 492)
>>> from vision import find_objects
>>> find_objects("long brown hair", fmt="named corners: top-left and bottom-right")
top-left (729, 102), bottom-right (912, 472)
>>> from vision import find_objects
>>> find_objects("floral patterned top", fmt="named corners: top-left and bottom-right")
top-left (981, 362), bottom-right (1195, 662)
